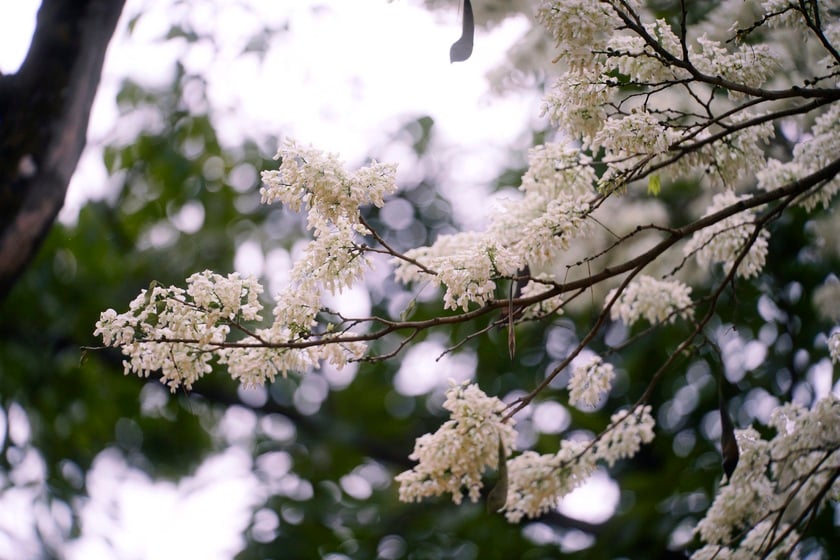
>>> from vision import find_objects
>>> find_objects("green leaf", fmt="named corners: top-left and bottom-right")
top-left (647, 174), bottom-right (661, 196)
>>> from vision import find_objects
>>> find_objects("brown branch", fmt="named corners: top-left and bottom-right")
top-left (606, 0), bottom-right (840, 102)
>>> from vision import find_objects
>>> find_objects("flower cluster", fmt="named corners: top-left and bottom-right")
top-left (503, 439), bottom-right (597, 522)
top-left (96, 142), bottom-right (395, 389)
top-left (695, 113), bottom-right (775, 190)
top-left (519, 279), bottom-right (565, 319)
top-left (538, 1), bottom-right (779, 190)
top-left (758, 104), bottom-right (840, 212)
top-left (690, 37), bottom-right (776, 100)
top-left (691, 396), bottom-right (840, 558)
top-left (536, 0), bottom-right (625, 68)
top-left (606, 19), bottom-right (686, 83)
top-left (595, 405), bottom-right (656, 467)
top-left (94, 271), bottom-right (263, 391)
top-left (683, 191), bottom-right (770, 279)
top-left (489, 143), bottom-right (596, 267)
top-left (518, 142), bottom-right (596, 200)
top-left (568, 356), bottom-right (615, 408)
top-left (260, 138), bottom-right (396, 234)
top-left (398, 385), bottom-right (657, 523)
top-left (606, 275), bottom-right (694, 327)
top-left (828, 331), bottom-right (840, 364)
top-left (500, 404), bottom-right (654, 521)
top-left (541, 68), bottom-right (609, 145)
top-left (593, 112), bottom-right (674, 180)
top-left (395, 382), bottom-right (517, 505)
top-left (394, 232), bottom-right (520, 311)
top-left (813, 278), bottom-right (840, 322)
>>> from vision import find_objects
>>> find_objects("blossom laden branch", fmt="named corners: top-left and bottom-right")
top-left (92, 1), bottom-right (840, 554)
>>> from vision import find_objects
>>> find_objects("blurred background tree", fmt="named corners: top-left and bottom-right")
top-left (1, 1), bottom-right (838, 559)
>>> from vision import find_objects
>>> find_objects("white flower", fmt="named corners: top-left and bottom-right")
top-left (594, 405), bottom-right (656, 467)
top-left (696, 114), bottom-right (775, 189)
top-left (503, 440), bottom-right (597, 522)
top-left (219, 337), bottom-right (315, 387)
top-left (395, 232), bottom-right (521, 311)
top-left (186, 270), bottom-right (263, 324)
top-left (519, 142), bottom-right (596, 201)
top-left (693, 397), bottom-right (840, 555)
top-left (683, 191), bottom-right (770, 279)
top-left (758, 104), bottom-right (840, 212)
top-left (519, 279), bottom-right (564, 319)
top-left (94, 274), bottom-right (264, 391)
top-left (536, 0), bottom-right (623, 67)
top-left (568, 356), bottom-right (615, 408)
top-left (760, 0), bottom-right (831, 29)
top-left (501, 404), bottom-right (656, 522)
top-left (812, 277), bottom-right (840, 322)
top-left (606, 275), bottom-right (694, 327)
top-left (695, 427), bottom-right (773, 545)
top-left (291, 218), bottom-right (370, 293)
top-left (260, 138), bottom-right (397, 234)
top-left (828, 331), bottom-right (840, 364)
top-left (541, 68), bottom-right (609, 142)
top-left (606, 19), bottom-right (688, 83)
top-left (395, 382), bottom-right (517, 505)
top-left (690, 36), bottom-right (777, 100)
top-left (593, 112), bottom-right (672, 165)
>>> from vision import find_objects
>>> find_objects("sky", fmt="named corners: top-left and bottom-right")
top-left (0, 2), bottom-right (617, 558)
top-left (0, 0), bottom-right (541, 228)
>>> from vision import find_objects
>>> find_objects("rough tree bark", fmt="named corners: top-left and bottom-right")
top-left (0, 0), bottom-right (126, 301)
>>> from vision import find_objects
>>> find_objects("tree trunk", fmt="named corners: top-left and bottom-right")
top-left (0, 0), bottom-right (126, 300)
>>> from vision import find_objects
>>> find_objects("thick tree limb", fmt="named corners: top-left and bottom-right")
top-left (0, 0), bottom-right (126, 301)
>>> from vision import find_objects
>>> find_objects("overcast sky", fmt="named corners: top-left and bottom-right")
top-left (1, 0), bottom-right (541, 227)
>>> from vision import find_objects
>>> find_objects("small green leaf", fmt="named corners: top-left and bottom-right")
top-left (647, 174), bottom-right (661, 196)
top-left (400, 298), bottom-right (417, 322)
top-left (142, 280), bottom-right (160, 308)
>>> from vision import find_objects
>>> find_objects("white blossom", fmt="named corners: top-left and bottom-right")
top-left (812, 277), bottom-right (840, 322)
top-left (506, 197), bottom-right (593, 268)
top-left (595, 405), bottom-right (656, 467)
top-left (519, 279), bottom-right (564, 319)
top-left (541, 68), bottom-right (609, 142)
top-left (536, 0), bottom-right (624, 68)
top-left (761, 0), bottom-right (835, 30)
top-left (690, 36), bottom-right (777, 100)
top-left (683, 191), bottom-right (770, 279)
top-left (697, 114), bottom-right (775, 189)
top-left (758, 104), bottom-right (840, 212)
top-left (593, 112), bottom-right (673, 175)
top-left (503, 440), bottom-right (597, 522)
top-left (501, 405), bottom-right (656, 522)
top-left (290, 218), bottom-right (371, 293)
top-left (693, 397), bottom-right (840, 556)
top-left (395, 232), bottom-right (521, 311)
top-left (395, 382), bottom-right (517, 505)
top-left (828, 331), bottom-right (840, 364)
top-left (260, 138), bottom-right (397, 234)
top-left (519, 142), bottom-right (596, 201)
top-left (606, 19), bottom-right (688, 83)
top-left (606, 275), bottom-right (694, 327)
top-left (568, 356), bottom-right (615, 408)
top-left (94, 272), bottom-right (264, 391)
top-left (483, 143), bottom-right (597, 269)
